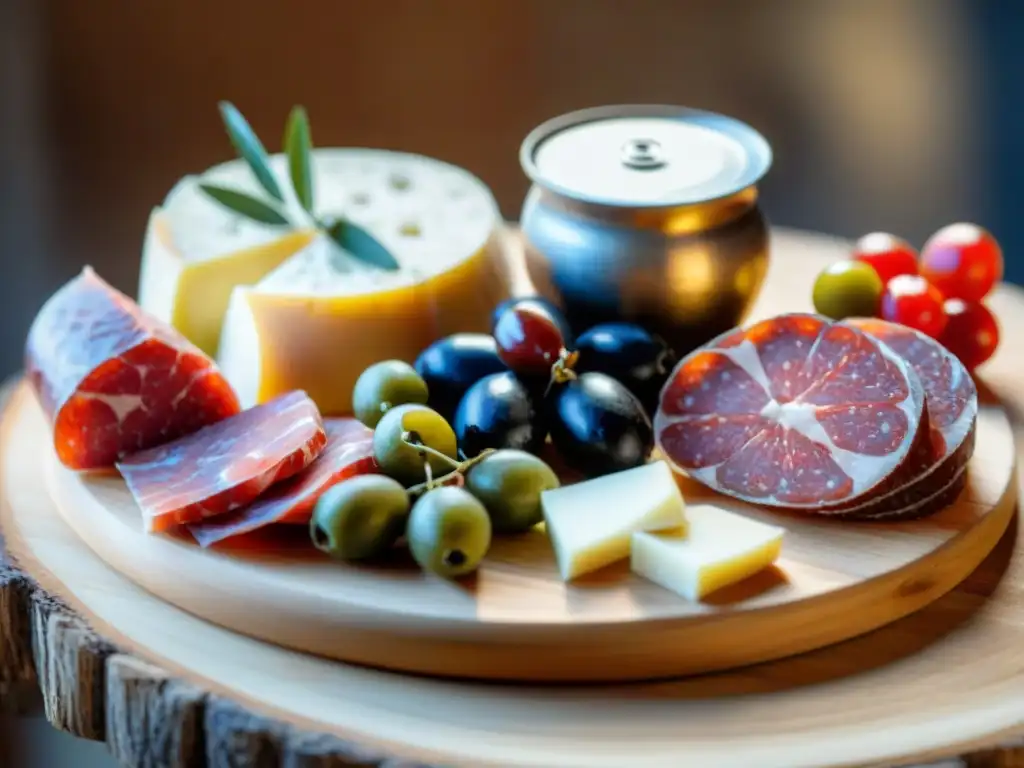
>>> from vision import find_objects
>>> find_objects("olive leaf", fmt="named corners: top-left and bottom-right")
top-left (325, 218), bottom-right (400, 271)
top-left (218, 101), bottom-right (284, 202)
top-left (198, 184), bottom-right (290, 226)
top-left (203, 101), bottom-right (402, 271)
top-left (284, 105), bottom-right (314, 214)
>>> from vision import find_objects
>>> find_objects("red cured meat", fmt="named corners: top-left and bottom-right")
top-left (25, 267), bottom-right (240, 470)
top-left (856, 461), bottom-right (969, 522)
top-left (654, 314), bottom-right (928, 510)
top-left (117, 391), bottom-right (326, 533)
top-left (187, 418), bottom-right (378, 547)
top-left (833, 318), bottom-right (979, 520)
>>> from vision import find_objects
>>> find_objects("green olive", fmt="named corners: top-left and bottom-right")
top-left (812, 260), bottom-right (884, 320)
top-left (352, 360), bottom-right (429, 428)
top-left (310, 475), bottom-right (410, 561)
top-left (407, 486), bottom-right (492, 578)
top-left (465, 449), bottom-right (559, 534)
top-left (373, 404), bottom-right (458, 486)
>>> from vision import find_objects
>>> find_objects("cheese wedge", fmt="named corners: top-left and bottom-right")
top-left (631, 505), bottom-right (785, 601)
top-left (139, 160), bottom-right (318, 356)
top-left (139, 149), bottom-right (508, 376)
top-left (541, 461), bottom-right (686, 582)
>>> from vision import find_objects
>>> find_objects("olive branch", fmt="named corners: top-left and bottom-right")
top-left (198, 101), bottom-right (399, 271)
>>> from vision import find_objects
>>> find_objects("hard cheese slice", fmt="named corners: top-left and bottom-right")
top-left (631, 504), bottom-right (785, 601)
top-left (139, 149), bottom-right (508, 373)
top-left (541, 461), bottom-right (686, 582)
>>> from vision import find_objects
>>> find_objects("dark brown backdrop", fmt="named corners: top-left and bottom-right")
top-left (0, 0), bottom-right (1003, 378)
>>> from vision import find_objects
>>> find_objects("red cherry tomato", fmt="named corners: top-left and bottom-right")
top-left (493, 303), bottom-right (566, 374)
top-left (851, 232), bottom-right (919, 285)
top-left (880, 275), bottom-right (948, 338)
top-left (939, 299), bottom-right (1000, 370)
top-left (919, 223), bottom-right (1003, 302)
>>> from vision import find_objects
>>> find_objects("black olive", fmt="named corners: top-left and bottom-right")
top-left (490, 296), bottom-right (574, 347)
top-left (548, 372), bottom-right (653, 478)
top-left (574, 322), bottom-right (677, 415)
top-left (414, 334), bottom-right (508, 422)
top-left (454, 371), bottom-right (548, 458)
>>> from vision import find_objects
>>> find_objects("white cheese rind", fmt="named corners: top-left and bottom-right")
top-left (138, 148), bottom-right (503, 361)
top-left (217, 285), bottom-right (261, 409)
top-left (631, 505), bottom-right (785, 601)
top-left (149, 148), bottom-right (500, 286)
top-left (541, 461), bottom-right (686, 582)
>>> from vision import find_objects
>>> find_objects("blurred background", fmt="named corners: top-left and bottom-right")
top-left (3, 0), bottom-right (1024, 383)
top-left (0, 1), bottom-right (1022, 764)
top-left (1, 0), bottom-right (1021, 380)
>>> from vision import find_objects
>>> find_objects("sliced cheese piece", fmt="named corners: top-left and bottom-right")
top-left (541, 461), bottom-right (686, 582)
top-left (631, 505), bottom-right (785, 601)
top-left (139, 148), bottom-right (508, 371)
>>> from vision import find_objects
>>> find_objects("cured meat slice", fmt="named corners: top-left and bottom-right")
top-left (25, 266), bottom-right (240, 470)
top-left (833, 448), bottom-right (971, 522)
top-left (832, 318), bottom-right (979, 520)
top-left (117, 391), bottom-right (326, 533)
top-left (187, 418), bottom-right (377, 547)
top-left (654, 314), bottom-right (928, 510)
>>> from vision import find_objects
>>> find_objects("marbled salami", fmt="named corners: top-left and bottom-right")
top-left (25, 267), bottom-right (240, 470)
top-left (117, 390), bottom-right (326, 533)
top-left (654, 314), bottom-right (929, 511)
top-left (833, 318), bottom-right (978, 520)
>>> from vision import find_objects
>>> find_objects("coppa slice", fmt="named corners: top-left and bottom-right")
top-left (654, 313), bottom-right (927, 510)
top-left (187, 418), bottom-right (377, 547)
top-left (117, 391), bottom-right (326, 533)
top-left (833, 318), bottom-right (979, 520)
top-left (25, 267), bottom-right (240, 470)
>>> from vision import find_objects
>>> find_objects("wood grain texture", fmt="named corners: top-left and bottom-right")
top-left (105, 653), bottom-right (206, 768)
top-left (4, 229), bottom-right (1024, 767)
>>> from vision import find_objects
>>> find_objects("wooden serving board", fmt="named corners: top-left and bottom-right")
top-left (33, 386), bottom-right (1016, 684)
top-left (4, 228), bottom-right (1024, 767)
top-left (14, 220), bottom-right (1014, 684)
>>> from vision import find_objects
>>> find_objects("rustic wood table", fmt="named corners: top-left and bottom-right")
top-left (3, 228), bottom-right (1024, 768)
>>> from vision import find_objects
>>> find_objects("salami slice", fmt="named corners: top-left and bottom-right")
top-left (856, 461), bottom-right (969, 522)
top-left (117, 391), bottom-right (326, 533)
top-left (25, 267), bottom-right (240, 470)
top-left (831, 318), bottom-right (979, 520)
top-left (187, 418), bottom-right (377, 547)
top-left (654, 313), bottom-right (928, 510)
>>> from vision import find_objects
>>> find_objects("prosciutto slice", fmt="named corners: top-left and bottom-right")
top-left (25, 266), bottom-right (240, 470)
top-left (187, 418), bottom-right (378, 547)
top-left (117, 391), bottom-right (326, 532)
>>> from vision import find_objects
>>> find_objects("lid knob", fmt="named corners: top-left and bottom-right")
top-left (620, 138), bottom-right (666, 170)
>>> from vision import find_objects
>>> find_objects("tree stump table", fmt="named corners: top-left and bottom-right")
top-left (3, 228), bottom-right (1024, 768)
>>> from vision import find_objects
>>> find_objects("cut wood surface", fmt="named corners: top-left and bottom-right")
top-left (3, 228), bottom-right (1024, 766)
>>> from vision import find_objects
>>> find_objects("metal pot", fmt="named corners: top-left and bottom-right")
top-left (518, 104), bottom-right (772, 355)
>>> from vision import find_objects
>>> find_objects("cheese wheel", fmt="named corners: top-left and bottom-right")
top-left (138, 149), bottom-right (510, 413)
